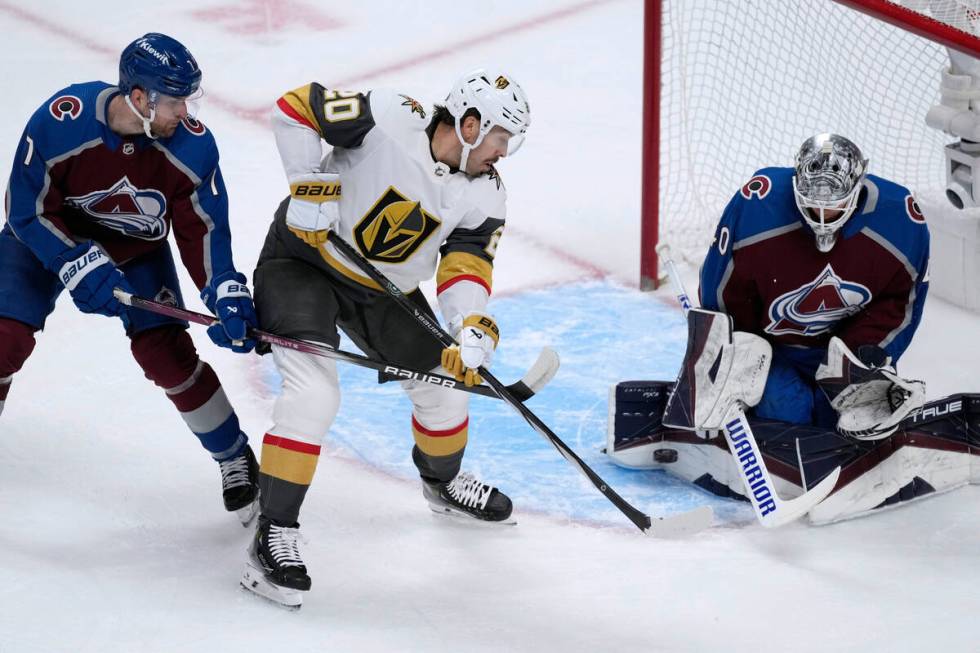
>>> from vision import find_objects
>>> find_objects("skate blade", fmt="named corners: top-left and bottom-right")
top-left (426, 502), bottom-right (518, 526)
top-left (240, 561), bottom-right (304, 610)
top-left (236, 499), bottom-right (259, 527)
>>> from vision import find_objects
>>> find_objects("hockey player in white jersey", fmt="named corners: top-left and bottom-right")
top-left (240, 70), bottom-right (530, 607)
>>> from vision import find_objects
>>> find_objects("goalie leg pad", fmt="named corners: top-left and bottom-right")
top-left (663, 309), bottom-right (772, 430)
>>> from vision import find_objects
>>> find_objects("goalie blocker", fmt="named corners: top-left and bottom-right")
top-left (606, 380), bottom-right (980, 524)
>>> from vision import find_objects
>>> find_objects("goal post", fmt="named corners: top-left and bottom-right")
top-left (641, 0), bottom-right (980, 290)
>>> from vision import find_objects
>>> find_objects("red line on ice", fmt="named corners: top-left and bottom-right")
top-left (0, 0), bottom-right (620, 281)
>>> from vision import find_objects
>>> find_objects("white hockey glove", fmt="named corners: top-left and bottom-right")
top-left (441, 312), bottom-right (499, 387)
top-left (816, 337), bottom-right (926, 441)
top-left (662, 309), bottom-right (772, 431)
top-left (285, 172), bottom-right (341, 248)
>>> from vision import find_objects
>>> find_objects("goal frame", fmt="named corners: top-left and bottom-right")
top-left (640, 0), bottom-right (980, 290)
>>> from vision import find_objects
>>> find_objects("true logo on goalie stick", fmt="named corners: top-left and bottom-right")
top-left (353, 186), bottom-right (441, 263)
top-left (725, 416), bottom-right (777, 516)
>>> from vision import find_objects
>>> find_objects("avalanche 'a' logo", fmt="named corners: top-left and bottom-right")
top-left (765, 264), bottom-right (871, 337)
top-left (65, 176), bottom-right (167, 241)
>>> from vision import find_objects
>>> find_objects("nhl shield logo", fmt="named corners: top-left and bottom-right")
top-left (353, 186), bottom-right (441, 263)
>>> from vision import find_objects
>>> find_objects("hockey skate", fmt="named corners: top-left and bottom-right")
top-left (219, 444), bottom-right (259, 526)
top-left (241, 516), bottom-right (310, 609)
top-left (423, 472), bottom-right (515, 524)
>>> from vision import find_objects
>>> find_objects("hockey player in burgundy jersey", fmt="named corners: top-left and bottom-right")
top-left (699, 133), bottom-right (930, 430)
top-left (0, 33), bottom-right (259, 524)
top-left (239, 70), bottom-right (530, 607)
top-left (608, 135), bottom-right (977, 524)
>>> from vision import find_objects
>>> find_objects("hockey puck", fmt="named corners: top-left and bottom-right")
top-left (653, 448), bottom-right (678, 463)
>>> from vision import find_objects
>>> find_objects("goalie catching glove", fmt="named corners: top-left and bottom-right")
top-left (815, 337), bottom-right (926, 440)
top-left (285, 172), bottom-right (341, 248)
top-left (441, 312), bottom-right (499, 387)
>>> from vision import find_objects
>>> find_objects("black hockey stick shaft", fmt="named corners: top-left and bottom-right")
top-left (327, 233), bottom-right (654, 531)
top-left (114, 289), bottom-right (533, 401)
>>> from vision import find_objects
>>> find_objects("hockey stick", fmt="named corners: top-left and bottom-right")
top-left (656, 243), bottom-right (840, 527)
top-left (327, 233), bottom-right (713, 537)
top-left (113, 289), bottom-right (559, 402)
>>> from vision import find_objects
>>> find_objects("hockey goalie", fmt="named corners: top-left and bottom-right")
top-left (607, 309), bottom-right (978, 525)
top-left (607, 134), bottom-right (979, 525)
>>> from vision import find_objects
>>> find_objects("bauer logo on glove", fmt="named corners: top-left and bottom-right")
top-left (441, 312), bottom-right (500, 386)
top-left (286, 172), bottom-right (342, 249)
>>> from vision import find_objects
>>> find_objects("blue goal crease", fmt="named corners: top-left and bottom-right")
top-left (258, 281), bottom-right (753, 525)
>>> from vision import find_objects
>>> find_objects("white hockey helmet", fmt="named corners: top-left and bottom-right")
top-left (445, 68), bottom-right (531, 171)
top-left (792, 133), bottom-right (869, 252)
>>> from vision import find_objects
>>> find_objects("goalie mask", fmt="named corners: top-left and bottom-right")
top-left (445, 68), bottom-right (531, 173)
top-left (792, 133), bottom-right (869, 253)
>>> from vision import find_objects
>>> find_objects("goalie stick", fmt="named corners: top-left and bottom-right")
top-left (113, 289), bottom-right (559, 402)
top-left (327, 232), bottom-right (713, 537)
top-left (656, 243), bottom-right (841, 528)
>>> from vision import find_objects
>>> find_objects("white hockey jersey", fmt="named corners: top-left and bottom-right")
top-left (273, 83), bottom-right (506, 321)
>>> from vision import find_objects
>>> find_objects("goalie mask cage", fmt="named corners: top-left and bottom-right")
top-left (641, 0), bottom-right (980, 289)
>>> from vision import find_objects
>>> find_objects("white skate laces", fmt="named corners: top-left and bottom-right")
top-left (219, 454), bottom-right (252, 491)
top-left (266, 524), bottom-right (306, 568)
top-left (445, 472), bottom-right (493, 509)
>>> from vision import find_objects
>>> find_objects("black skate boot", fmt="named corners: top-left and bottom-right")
top-left (219, 444), bottom-right (259, 526)
top-left (241, 516), bottom-right (310, 609)
top-left (423, 472), bottom-right (514, 523)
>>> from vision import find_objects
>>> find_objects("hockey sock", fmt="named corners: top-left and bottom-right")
top-left (258, 433), bottom-right (321, 524)
top-left (131, 326), bottom-right (246, 458)
top-left (411, 416), bottom-right (468, 482)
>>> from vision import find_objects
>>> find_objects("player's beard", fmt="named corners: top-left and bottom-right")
top-left (151, 117), bottom-right (181, 138)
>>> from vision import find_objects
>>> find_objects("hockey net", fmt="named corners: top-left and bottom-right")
top-left (643, 0), bottom-right (980, 287)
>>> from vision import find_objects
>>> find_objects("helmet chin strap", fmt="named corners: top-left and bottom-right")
top-left (124, 94), bottom-right (158, 139)
top-left (454, 121), bottom-right (488, 174)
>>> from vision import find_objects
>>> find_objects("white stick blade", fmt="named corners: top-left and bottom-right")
top-left (520, 347), bottom-right (560, 393)
top-left (645, 505), bottom-right (714, 538)
top-left (758, 466), bottom-right (842, 529)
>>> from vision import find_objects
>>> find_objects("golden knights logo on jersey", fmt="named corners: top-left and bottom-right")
top-left (398, 94), bottom-right (426, 119)
top-left (354, 186), bottom-right (441, 263)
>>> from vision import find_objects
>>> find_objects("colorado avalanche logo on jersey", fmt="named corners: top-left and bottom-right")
top-left (740, 175), bottom-right (772, 200)
top-left (49, 95), bottom-right (83, 121)
top-left (905, 195), bottom-right (925, 223)
top-left (765, 264), bottom-right (871, 337)
top-left (65, 176), bottom-right (167, 241)
top-left (181, 116), bottom-right (206, 136)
